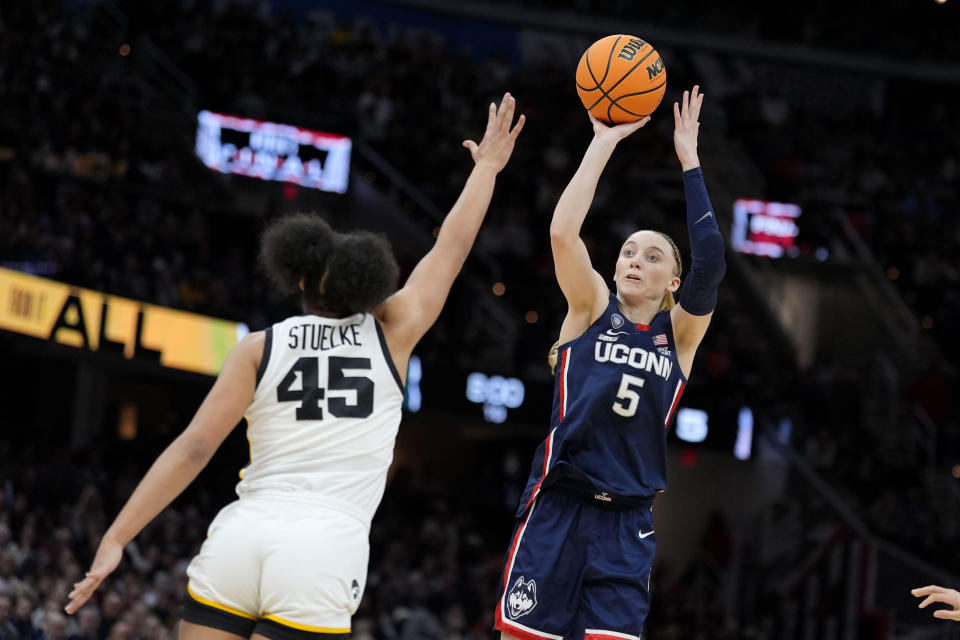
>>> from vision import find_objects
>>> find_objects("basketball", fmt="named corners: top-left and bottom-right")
top-left (575, 34), bottom-right (667, 124)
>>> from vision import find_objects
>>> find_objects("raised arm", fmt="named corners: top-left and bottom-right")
top-left (65, 332), bottom-right (263, 614)
top-left (670, 86), bottom-right (726, 378)
top-left (552, 114), bottom-right (651, 343)
top-left (375, 93), bottom-right (524, 371)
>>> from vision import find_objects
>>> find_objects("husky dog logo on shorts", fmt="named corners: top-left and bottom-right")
top-left (507, 576), bottom-right (538, 619)
top-left (351, 579), bottom-right (361, 601)
top-left (611, 314), bottom-right (625, 329)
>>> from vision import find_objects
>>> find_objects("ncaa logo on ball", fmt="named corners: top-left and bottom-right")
top-left (611, 314), bottom-right (625, 329)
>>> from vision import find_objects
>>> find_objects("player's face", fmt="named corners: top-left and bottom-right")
top-left (614, 231), bottom-right (680, 304)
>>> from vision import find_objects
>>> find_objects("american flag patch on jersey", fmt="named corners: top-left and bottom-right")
top-left (654, 334), bottom-right (669, 346)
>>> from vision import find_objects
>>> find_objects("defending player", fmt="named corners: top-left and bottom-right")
top-left (65, 93), bottom-right (525, 640)
top-left (495, 86), bottom-right (724, 640)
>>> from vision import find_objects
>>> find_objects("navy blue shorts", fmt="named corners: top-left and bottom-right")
top-left (494, 489), bottom-right (656, 640)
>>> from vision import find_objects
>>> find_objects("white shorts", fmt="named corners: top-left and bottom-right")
top-left (184, 493), bottom-right (369, 638)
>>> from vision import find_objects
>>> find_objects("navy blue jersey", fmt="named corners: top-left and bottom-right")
top-left (517, 294), bottom-right (686, 516)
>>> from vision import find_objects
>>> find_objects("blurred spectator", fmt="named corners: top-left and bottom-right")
top-left (67, 606), bottom-right (101, 640)
top-left (12, 593), bottom-right (42, 640)
top-left (0, 595), bottom-right (17, 640)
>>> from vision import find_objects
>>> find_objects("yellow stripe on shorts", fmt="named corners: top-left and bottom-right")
top-left (263, 614), bottom-right (350, 634)
top-left (187, 584), bottom-right (257, 620)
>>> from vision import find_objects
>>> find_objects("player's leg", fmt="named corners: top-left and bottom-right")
top-left (577, 503), bottom-right (656, 640)
top-left (179, 620), bottom-right (250, 640)
top-left (493, 490), bottom-right (584, 640)
top-left (254, 501), bottom-right (367, 640)
top-left (181, 500), bottom-right (263, 639)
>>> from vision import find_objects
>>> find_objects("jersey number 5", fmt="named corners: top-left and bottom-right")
top-left (276, 356), bottom-right (374, 420)
top-left (612, 373), bottom-right (645, 417)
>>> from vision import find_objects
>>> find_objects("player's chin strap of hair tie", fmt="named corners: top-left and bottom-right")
top-left (678, 167), bottom-right (726, 315)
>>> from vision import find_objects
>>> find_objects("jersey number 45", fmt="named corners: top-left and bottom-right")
top-left (276, 356), bottom-right (374, 420)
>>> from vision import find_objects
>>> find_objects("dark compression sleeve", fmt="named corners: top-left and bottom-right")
top-left (679, 167), bottom-right (726, 315)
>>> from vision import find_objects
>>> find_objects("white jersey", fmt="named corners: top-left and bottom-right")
top-left (237, 313), bottom-right (404, 524)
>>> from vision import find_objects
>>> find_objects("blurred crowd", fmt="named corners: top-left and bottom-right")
top-left (724, 81), bottom-right (960, 364)
top-left (0, 435), bottom-right (751, 640)
top-left (3, 1), bottom-right (957, 366)
top-left (481, 0), bottom-right (960, 61)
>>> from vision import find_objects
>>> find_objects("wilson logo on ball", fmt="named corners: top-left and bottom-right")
top-left (617, 38), bottom-right (647, 61)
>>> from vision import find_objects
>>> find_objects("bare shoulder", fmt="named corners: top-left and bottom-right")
top-left (371, 292), bottom-right (416, 375)
top-left (239, 330), bottom-right (266, 351)
top-left (229, 330), bottom-right (267, 371)
top-left (372, 290), bottom-right (415, 339)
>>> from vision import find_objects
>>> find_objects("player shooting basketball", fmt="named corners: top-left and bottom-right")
top-left (495, 85), bottom-right (725, 640)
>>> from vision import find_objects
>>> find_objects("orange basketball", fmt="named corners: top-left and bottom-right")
top-left (575, 34), bottom-right (667, 124)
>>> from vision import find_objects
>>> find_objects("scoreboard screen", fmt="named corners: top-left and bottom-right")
top-left (730, 198), bottom-right (801, 258)
top-left (195, 110), bottom-right (351, 193)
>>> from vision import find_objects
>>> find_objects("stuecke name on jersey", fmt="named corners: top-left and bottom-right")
top-left (287, 322), bottom-right (362, 351)
top-left (594, 341), bottom-right (673, 380)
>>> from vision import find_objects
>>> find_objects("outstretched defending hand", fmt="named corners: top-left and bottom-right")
top-left (588, 112), bottom-right (651, 146)
top-left (463, 92), bottom-right (526, 173)
top-left (913, 585), bottom-right (960, 621)
top-left (65, 535), bottom-right (123, 614)
top-left (674, 84), bottom-right (704, 171)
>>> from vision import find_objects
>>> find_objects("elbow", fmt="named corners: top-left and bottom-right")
top-left (709, 240), bottom-right (728, 282)
top-left (707, 247), bottom-right (727, 286)
top-left (689, 247), bottom-right (727, 288)
top-left (699, 233), bottom-right (726, 272)
top-left (549, 224), bottom-right (577, 247)
top-left (713, 259), bottom-right (727, 287)
top-left (178, 433), bottom-right (217, 467)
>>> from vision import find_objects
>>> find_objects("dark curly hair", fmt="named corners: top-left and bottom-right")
top-left (259, 214), bottom-right (399, 315)
top-left (323, 231), bottom-right (399, 314)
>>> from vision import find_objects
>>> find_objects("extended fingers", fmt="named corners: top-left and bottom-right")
top-left (630, 115), bottom-right (652, 132)
top-left (919, 594), bottom-right (946, 609)
top-left (913, 585), bottom-right (948, 598)
top-left (65, 578), bottom-right (95, 614)
top-left (498, 93), bottom-right (515, 131)
top-left (67, 577), bottom-right (91, 599)
top-left (691, 86), bottom-right (704, 120)
top-left (485, 101), bottom-right (497, 131)
top-left (509, 113), bottom-right (526, 139)
top-left (679, 86), bottom-right (703, 122)
top-left (934, 609), bottom-right (960, 621)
